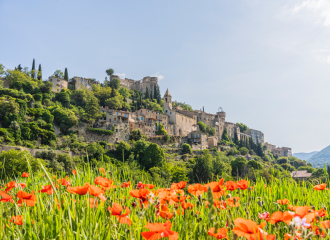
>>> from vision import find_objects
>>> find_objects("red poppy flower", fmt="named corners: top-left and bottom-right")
top-left (109, 202), bottom-right (132, 225)
top-left (94, 176), bottom-right (116, 190)
top-left (72, 169), bottom-right (77, 175)
top-left (19, 183), bottom-right (27, 189)
top-left (39, 185), bottom-right (58, 195)
top-left (141, 220), bottom-right (179, 240)
top-left (17, 190), bottom-right (37, 207)
top-left (99, 167), bottom-right (106, 175)
top-left (208, 227), bottom-right (228, 239)
top-left (237, 180), bottom-right (249, 190)
top-left (0, 191), bottom-right (13, 203)
top-left (270, 211), bottom-right (294, 225)
top-left (170, 181), bottom-right (187, 190)
top-left (67, 183), bottom-right (90, 195)
top-left (314, 183), bottom-right (328, 191)
top-left (225, 181), bottom-right (238, 191)
top-left (277, 199), bottom-right (290, 205)
top-left (5, 181), bottom-right (17, 192)
top-left (129, 189), bottom-right (151, 206)
top-left (89, 185), bottom-right (106, 201)
top-left (22, 172), bottom-right (29, 178)
top-left (9, 215), bottom-right (23, 225)
top-left (120, 181), bottom-right (131, 188)
top-left (188, 184), bottom-right (204, 196)
top-left (233, 218), bottom-right (275, 240)
top-left (204, 181), bottom-right (226, 199)
top-left (57, 178), bottom-right (71, 186)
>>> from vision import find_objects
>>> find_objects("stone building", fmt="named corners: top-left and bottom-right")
top-left (265, 143), bottom-right (276, 151)
top-left (186, 130), bottom-right (208, 150)
top-left (247, 129), bottom-right (264, 145)
top-left (163, 89), bottom-right (198, 136)
top-left (291, 170), bottom-right (312, 180)
top-left (193, 109), bottom-right (226, 141)
top-left (225, 122), bottom-right (241, 141)
top-left (112, 75), bottom-right (158, 94)
top-left (208, 136), bottom-right (218, 148)
top-left (268, 145), bottom-right (292, 158)
top-left (71, 76), bottom-right (99, 91)
top-left (48, 76), bottom-right (68, 93)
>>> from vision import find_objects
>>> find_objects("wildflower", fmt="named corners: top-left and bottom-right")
top-left (181, 201), bottom-right (195, 210)
top-left (17, 190), bottom-right (37, 207)
top-left (237, 179), bottom-right (249, 190)
top-left (39, 185), bottom-right (58, 195)
top-left (89, 185), bottom-right (106, 201)
top-left (225, 181), bottom-right (237, 191)
top-left (5, 181), bottom-right (17, 192)
top-left (72, 169), bottom-right (77, 175)
top-left (294, 206), bottom-right (314, 223)
top-left (129, 188), bottom-right (151, 206)
top-left (9, 215), bottom-right (23, 225)
top-left (258, 212), bottom-right (270, 221)
top-left (89, 198), bottom-right (99, 208)
top-left (141, 220), bottom-right (179, 240)
top-left (57, 178), bottom-right (71, 186)
top-left (270, 211), bottom-right (294, 225)
top-left (120, 181), bottom-right (131, 188)
top-left (204, 180), bottom-right (226, 199)
top-left (22, 172), bottom-right (29, 178)
top-left (208, 227), bottom-right (228, 239)
top-left (232, 218), bottom-right (275, 240)
top-left (19, 183), bottom-right (27, 189)
top-left (159, 205), bottom-right (174, 219)
top-left (226, 197), bottom-right (240, 207)
top-left (99, 167), bottom-right (106, 175)
top-left (277, 199), bottom-right (290, 205)
top-left (109, 202), bottom-right (132, 225)
top-left (188, 184), bottom-right (204, 196)
top-left (67, 183), bottom-right (90, 195)
top-left (313, 183), bottom-right (328, 191)
top-left (294, 216), bottom-right (311, 227)
top-left (320, 220), bottom-right (330, 229)
top-left (94, 176), bottom-right (116, 189)
top-left (170, 181), bottom-right (187, 190)
top-left (0, 191), bottom-right (14, 203)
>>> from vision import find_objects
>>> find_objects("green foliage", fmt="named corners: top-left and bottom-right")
top-left (248, 160), bottom-right (262, 170)
top-left (280, 163), bottom-right (295, 171)
top-left (115, 141), bottom-right (131, 161)
top-left (181, 143), bottom-right (192, 154)
top-left (172, 101), bottom-right (193, 111)
top-left (129, 129), bottom-right (144, 141)
top-left (192, 151), bottom-right (212, 183)
top-left (51, 107), bottom-right (78, 134)
top-left (85, 95), bottom-right (100, 119)
top-left (239, 147), bottom-right (249, 156)
top-left (105, 95), bottom-right (123, 109)
top-left (212, 152), bottom-right (232, 178)
top-left (105, 68), bottom-right (114, 77)
top-left (87, 143), bottom-right (105, 161)
top-left (92, 85), bottom-right (112, 107)
top-left (0, 149), bottom-right (45, 178)
top-left (118, 87), bottom-right (130, 99)
top-left (236, 123), bottom-right (248, 133)
top-left (221, 128), bottom-right (230, 141)
top-left (227, 147), bottom-right (239, 156)
top-left (0, 88), bottom-right (33, 102)
top-left (140, 143), bottom-right (165, 170)
top-left (53, 70), bottom-right (64, 78)
top-left (231, 157), bottom-right (248, 177)
top-left (155, 123), bottom-right (167, 135)
top-left (87, 127), bottom-right (113, 135)
top-left (70, 90), bottom-right (89, 107)
top-left (171, 165), bottom-right (188, 182)
top-left (132, 139), bottom-right (150, 162)
top-left (55, 90), bottom-right (70, 107)
top-left (197, 121), bottom-right (216, 136)
top-left (110, 78), bottom-right (120, 90)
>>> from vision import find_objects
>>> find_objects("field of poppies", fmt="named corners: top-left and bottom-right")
top-left (0, 162), bottom-right (329, 240)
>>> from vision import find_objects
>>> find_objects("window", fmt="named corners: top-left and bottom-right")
top-left (166, 110), bottom-right (168, 113)
top-left (141, 117), bottom-right (143, 120)
top-left (149, 114), bottom-right (151, 117)
top-left (194, 134), bottom-right (196, 138)
top-left (116, 112), bottom-right (119, 115)
top-left (198, 134), bottom-right (200, 137)
top-left (124, 114), bottom-right (127, 117)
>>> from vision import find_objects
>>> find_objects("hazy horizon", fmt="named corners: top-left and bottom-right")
top-left (1, 0), bottom-right (330, 153)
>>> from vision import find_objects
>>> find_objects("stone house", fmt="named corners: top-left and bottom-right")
top-left (163, 89), bottom-right (198, 136)
top-left (186, 130), bottom-right (208, 150)
top-left (71, 76), bottom-right (99, 91)
top-left (208, 136), bottom-right (218, 148)
top-left (225, 122), bottom-right (241, 141)
top-left (49, 76), bottom-right (68, 93)
top-left (291, 170), bottom-right (312, 180)
top-left (272, 146), bottom-right (292, 157)
top-left (265, 143), bottom-right (276, 151)
top-left (113, 75), bottom-right (158, 94)
top-left (247, 129), bottom-right (264, 145)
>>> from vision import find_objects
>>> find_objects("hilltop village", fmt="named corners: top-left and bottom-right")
top-left (1, 63), bottom-right (320, 184)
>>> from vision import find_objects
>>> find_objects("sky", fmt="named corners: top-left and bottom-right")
top-left (1, 0), bottom-right (330, 153)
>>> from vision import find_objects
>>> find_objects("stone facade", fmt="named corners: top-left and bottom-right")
top-left (163, 89), bottom-right (198, 136)
top-left (0, 145), bottom-right (72, 157)
top-left (49, 76), bottom-right (68, 93)
top-left (265, 143), bottom-right (276, 151)
top-left (225, 122), bottom-right (241, 141)
top-left (185, 130), bottom-right (208, 150)
top-left (208, 136), bottom-right (218, 148)
top-left (247, 129), bottom-right (264, 145)
top-left (71, 76), bottom-right (99, 91)
top-left (112, 75), bottom-right (158, 94)
top-left (0, 78), bottom-right (10, 88)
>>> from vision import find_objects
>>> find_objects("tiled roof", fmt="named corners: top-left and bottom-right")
top-left (291, 171), bottom-right (312, 178)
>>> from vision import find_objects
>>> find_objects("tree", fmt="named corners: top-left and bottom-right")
top-left (221, 128), bottom-right (230, 141)
top-left (155, 123), bottom-right (167, 135)
top-left (31, 59), bottom-right (35, 78)
top-left (115, 141), bottom-right (131, 161)
top-left (37, 64), bottom-right (42, 80)
top-left (181, 143), bottom-right (192, 154)
top-left (16, 64), bottom-right (23, 72)
top-left (157, 86), bottom-right (161, 104)
top-left (85, 95), bottom-right (100, 119)
top-left (153, 84), bottom-right (157, 100)
top-left (231, 157), bottom-right (248, 177)
top-left (53, 70), bottom-right (64, 78)
top-left (171, 165), bottom-right (188, 183)
top-left (281, 163), bottom-right (295, 172)
top-left (0, 64), bottom-right (5, 77)
top-left (248, 160), bottom-right (262, 170)
top-left (105, 95), bottom-right (123, 109)
top-left (132, 139), bottom-right (150, 162)
top-left (129, 129), bottom-right (144, 141)
top-left (239, 147), bottom-right (249, 156)
top-left (55, 90), bottom-right (70, 107)
top-left (64, 68), bottom-right (68, 81)
top-left (140, 143), bottom-right (165, 170)
top-left (212, 152), bottom-right (232, 178)
top-left (110, 78), bottom-right (120, 92)
top-left (105, 68), bottom-right (114, 82)
top-left (236, 123), bottom-right (248, 133)
top-left (145, 87), bottom-right (149, 99)
top-left (234, 132), bottom-right (239, 145)
top-left (255, 139), bottom-right (264, 157)
top-left (118, 87), bottom-right (130, 99)
top-left (192, 151), bottom-right (212, 183)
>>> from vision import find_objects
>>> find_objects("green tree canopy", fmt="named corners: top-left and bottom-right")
top-left (140, 143), bottom-right (165, 170)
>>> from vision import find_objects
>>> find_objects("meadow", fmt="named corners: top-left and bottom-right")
top-left (0, 161), bottom-right (329, 240)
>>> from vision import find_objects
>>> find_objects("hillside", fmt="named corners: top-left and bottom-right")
top-left (306, 145), bottom-right (330, 168)
top-left (293, 151), bottom-right (318, 160)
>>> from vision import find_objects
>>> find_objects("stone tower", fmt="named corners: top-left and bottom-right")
top-left (164, 88), bottom-right (172, 110)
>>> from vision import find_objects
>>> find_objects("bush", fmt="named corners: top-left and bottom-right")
top-left (181, 143), bottom-right (192, 154)
top-left (0, 149), bottom-right (45, 178)
top-left (87, 127), bottom-right (113, 135)
top-left (239, 147), bottom-right (249, 155)
top-left (231, 157), bottom-right (248, 177)
top-left (129, 129), bottom-right (143, 141)
top-left (247, 160), bottom-right (262, 170)
top-left (140, 143), bottom-right (165, 170)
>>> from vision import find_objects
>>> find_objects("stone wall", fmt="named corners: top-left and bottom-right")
top-left (1, 78), bottom-right (10, 88)
top-left (146, 135), bottom-right (182, 146)
top-left (0, 145), bottom-right (72, 157)
top-left (113, 76), bottom-right (158, 94)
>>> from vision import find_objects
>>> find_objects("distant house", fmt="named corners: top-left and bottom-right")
top-left (291, 170), bottom-right (312, 180)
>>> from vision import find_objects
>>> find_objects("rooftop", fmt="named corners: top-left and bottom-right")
top-left (291, 171), bottom-right (312, 178)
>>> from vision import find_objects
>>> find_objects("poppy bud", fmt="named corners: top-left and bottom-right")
top-left (257, 201), bottom-right (263, 207)
top-left (126, 230), bottom-right (130, 234)
top-left (311, 205), bottom-right (315, 210)
top-left (226, 194), bottom-right (232, 198)
top-left (316, 215), bottom-right (321, 221)
top-left (289, 222), bottom-right (295, 232)
top-left (131, 202), bottom-right (137, 208)
top-left (233, 233), bottom-right (238, 240)
top-left (324, 207), bottom-right (327, 210)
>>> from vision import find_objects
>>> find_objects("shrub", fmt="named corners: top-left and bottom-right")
top-left (87, 127), bottom-right (113, 135)
top-left (0, 149), bottom-right (45, 178)
top-left (239, 147), bottom-right (249, 155)
top-left (181, 143), bottom-right (192, 154)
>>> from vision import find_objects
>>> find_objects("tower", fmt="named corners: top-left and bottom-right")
top-left (164, 88), bottom-right (172, 110)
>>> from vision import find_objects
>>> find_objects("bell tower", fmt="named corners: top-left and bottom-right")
top-left (164, 88), bottom-right (172, 110)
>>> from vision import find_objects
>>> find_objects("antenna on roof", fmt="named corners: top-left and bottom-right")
top-left (218, 107), bottom-right (223, 112)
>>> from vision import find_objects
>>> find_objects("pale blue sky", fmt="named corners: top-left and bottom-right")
top-left (1, 0), bottom-right (330, 153)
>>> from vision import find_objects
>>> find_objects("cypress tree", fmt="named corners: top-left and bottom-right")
top-left (150, 90), bottom-right (153, 100)
top-left (246, 137), bottom-right (251, 150)
top-left (64, 68), bottom-right (68, 81)
top-left (31, 59), bottom-right (35, 78)
top-left (221, 128), bottom-right (230, 142)
top-left (17, 64), bottom-right (22, 72)
top-left (145, 87), bottom-right (149, 99)
top-left (157, 86), bottom-right (161, 104)
top-left (139, 95), bottom-right (142, 110)
top-left (37, 64), bottom-right (42, 80)
top-left (154, 84), bottom-right (157, 100)
top-left (234, 132), bottom-right (239, 145)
